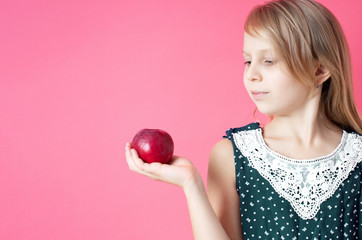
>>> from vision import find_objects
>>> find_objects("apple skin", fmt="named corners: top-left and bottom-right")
top-left (131, 129), bottom-right (174, 164)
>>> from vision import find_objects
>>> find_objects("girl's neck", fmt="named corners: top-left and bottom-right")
top-left (264, 114), bottom-right (342, 148)
top-left (261, 114), bottom-right (343, 160)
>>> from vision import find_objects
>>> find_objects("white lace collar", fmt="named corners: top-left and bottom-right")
top-left (232, 128), bottom-right (362, 220)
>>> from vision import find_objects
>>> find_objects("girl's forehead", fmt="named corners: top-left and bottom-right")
top-left (243, 32), bottom-right (275, 55)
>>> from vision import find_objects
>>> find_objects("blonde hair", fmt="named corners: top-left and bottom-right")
top-left (245, 0), bottom-right (362, 134)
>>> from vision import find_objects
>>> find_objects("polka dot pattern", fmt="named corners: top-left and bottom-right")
top-left (224, 123), bottom-right (362, 239)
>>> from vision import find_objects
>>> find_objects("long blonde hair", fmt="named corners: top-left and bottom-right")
top-left (245, 0), bottom-right (362, 134)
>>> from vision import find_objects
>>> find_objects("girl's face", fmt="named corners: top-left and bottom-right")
top-left (243, 31), bottom-right (311, 116)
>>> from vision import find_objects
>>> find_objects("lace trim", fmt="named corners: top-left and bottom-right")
top-left (232, 129), bottom-right (362, 220)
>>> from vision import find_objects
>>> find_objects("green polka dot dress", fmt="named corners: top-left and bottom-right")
top-left (225, 123), bottom-right (362, 239)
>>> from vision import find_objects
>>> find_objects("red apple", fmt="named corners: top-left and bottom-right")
top-left (131, 129), bottom-right (174, 164)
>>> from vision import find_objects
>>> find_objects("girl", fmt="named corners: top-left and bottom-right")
top-left (125, 0), bottom-right (362, 239)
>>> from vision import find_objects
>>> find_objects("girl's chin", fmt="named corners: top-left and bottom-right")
top-left (255, 107), bottom-right (277, 116)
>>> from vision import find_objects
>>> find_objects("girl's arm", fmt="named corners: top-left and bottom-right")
top-left (207, 139), bottom-right (243, 240)
top-left (125, 140), bottom-right (241, 240)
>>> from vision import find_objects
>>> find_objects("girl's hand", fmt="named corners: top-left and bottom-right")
top-left (125, 142), bottom-right (201, 189)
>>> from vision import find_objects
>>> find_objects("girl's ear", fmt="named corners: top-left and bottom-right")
top-left (315, 63), bottom-right (331, 86)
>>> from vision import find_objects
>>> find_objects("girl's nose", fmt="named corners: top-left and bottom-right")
top-left (246, 66), bottom-right (262, 82)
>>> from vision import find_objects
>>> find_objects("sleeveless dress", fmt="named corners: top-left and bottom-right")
top-left (224, 123), bottom-right (362, 240)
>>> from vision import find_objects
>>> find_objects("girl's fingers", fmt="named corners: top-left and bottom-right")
top-left (125, 143), bottom-right (137, 171)
top-left (131, 149), bottom-right (146, 171)
top-left (125, 143), bottom-right (180, 183)
top-left (125, 143), bottom-right (144, 173)
top-left (124, 143), bottom-right (131, 164)
top-left (125, 143), bottom-right (155, 177)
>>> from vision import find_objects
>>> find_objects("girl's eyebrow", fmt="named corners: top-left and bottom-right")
top-left (242, 49), bottom-right (273, 54)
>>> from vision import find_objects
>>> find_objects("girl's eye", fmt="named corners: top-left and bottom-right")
top-left (264, 60), bottom-right (275, 65)
top-left (244, 61), bottom-right (251, 65)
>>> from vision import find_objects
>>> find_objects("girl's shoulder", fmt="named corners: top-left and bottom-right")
top-left (344, 128), bottom-right (362, 136)
top-left (209, 123), bottom-right (261, 166)
top-left (342, 128), bottom-right (362, 149)
top-left (224, 122), bottom-right (261, 139)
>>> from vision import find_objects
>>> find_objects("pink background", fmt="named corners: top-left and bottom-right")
top-left (1, 0), bottom-right (361, 239)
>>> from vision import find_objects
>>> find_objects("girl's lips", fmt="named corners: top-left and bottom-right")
top-left (251, 91), bottom-right (269, 100)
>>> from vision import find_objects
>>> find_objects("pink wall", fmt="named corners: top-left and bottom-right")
top-left (1, 0), bottom-right (361, 239)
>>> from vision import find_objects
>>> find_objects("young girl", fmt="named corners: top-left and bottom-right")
top-left (125, 0), bottom-right (362, 239)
